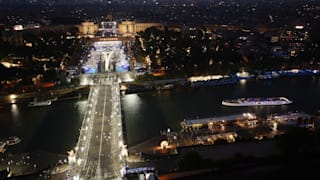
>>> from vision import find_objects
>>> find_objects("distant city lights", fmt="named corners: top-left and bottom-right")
top-left (13, 25), bottom-right (23, 31)
top-left (295, 25), bottom-right (304, 29)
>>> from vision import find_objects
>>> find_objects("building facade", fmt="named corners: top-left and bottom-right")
top-left (118, 21), bottom-right (163, 37)
top-left (78, 21), bottom-right (99, 38)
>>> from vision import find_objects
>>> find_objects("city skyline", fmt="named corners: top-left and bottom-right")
top-left (1, 0), bottom-right (320, 179)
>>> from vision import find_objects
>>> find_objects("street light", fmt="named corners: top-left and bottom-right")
top-left (9, 94), bottom-right (17, 104)
top-left (9, 94), bottom-right (17, 100)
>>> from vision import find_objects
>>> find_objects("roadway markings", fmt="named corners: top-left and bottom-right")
top-left (68, 41), bottom-right (128, 179)
top-left (96, 85), bottom-right (107, 179)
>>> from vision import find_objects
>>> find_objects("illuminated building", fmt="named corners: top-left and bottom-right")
top-left (118, 20), bottom-right (163, 37)
top-left (78, 21), bottom-right (99, 38)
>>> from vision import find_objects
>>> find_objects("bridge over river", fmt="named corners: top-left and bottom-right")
top-left (67, 75), bottom-right (127, 180)
top-left (66, 39), bottom-right (129, 180)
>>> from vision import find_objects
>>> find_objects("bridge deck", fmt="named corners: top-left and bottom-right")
top-left (67, 79), bottom-right (126, 179)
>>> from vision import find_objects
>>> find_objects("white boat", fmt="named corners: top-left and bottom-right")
top-left (160, 84), bottom-right (174, 90)
top-left (189, 75), bottom-right (237, 87)
top-left (257, 71), bottom-right (280, 80)
top-left (222, 97), bottom-right (293, 106)
top-left (28, 99), bottom-right (52, 107)
top-left (257, 74), bottom-right (273, 80)
top-left (236, 71), bottom-right (255, 79)
top-left (6, 136), bottom-right (21, 146)
top-left (50, 97), bottom-right (58, 101)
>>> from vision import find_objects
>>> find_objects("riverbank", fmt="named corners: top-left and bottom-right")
top-left (127, 136), bottom-right (320, 179)
top-left (0, 151), bottom-right (68, 178)
top-left (126, 110), bottom-right (318, 157)
top-left (122, 69), bottom-right (320, 94)
top-left (127, 132), bottom-right (279, 160)
top-left (0, 86), bottom-right (90, 106)
top-left (127, 139), bottom-right (279, 174)
top-left (125, 108), bottom-right (320, 176)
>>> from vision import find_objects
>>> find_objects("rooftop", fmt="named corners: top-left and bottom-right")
top-left (182, 113), bottom-right (257, 127)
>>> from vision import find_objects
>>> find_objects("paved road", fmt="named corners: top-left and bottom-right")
top-left (67, 40), bottom-right (128, 179)
top-left (68, 78), bottom-right (126, 180)
top-left (84, 84), bottom-right (114, 179)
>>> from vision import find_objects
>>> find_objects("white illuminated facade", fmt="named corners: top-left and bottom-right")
top-left (79, 22), bottom-right (99, 38)
top-left (118, 20), bottom-right (163, 37)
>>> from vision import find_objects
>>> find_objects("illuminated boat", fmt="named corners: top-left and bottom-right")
top-left (6, 136), bottom-right (21, 146)
top-left (28, 100), bottom-right (52, 107)
top-left (188, 75), bottom-right (237, 87)
top-left (222, 97), bottom-right (292, 106)
top-left (257, 71), bottom-right (280, 80)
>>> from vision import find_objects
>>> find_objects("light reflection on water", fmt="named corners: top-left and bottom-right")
top-left (75, 100), bottom-right (88, 113)
top-left (11, 104), bottom-right (21, 127)
top-left (122, 94), bottom-right (141, 112)
top-left (239, 79), bottom-right (247, 85)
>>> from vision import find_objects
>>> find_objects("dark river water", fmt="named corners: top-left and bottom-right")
top-left (1, 76), bottom-right (320, 153)
top-left (122, 76), bottom-right (320, 146)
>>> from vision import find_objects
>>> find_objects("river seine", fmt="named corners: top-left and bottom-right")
top-left (1, 76), bottom-right (320, 154)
